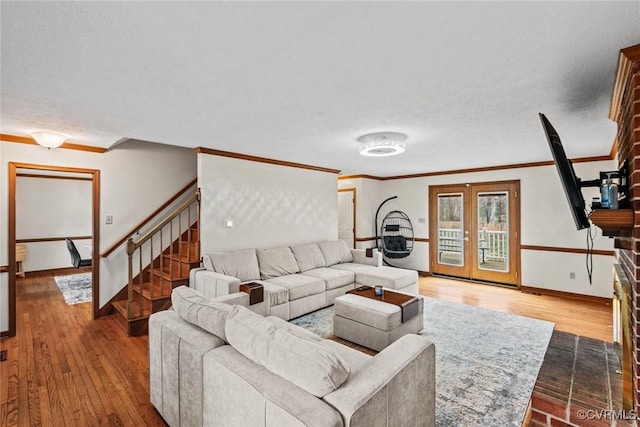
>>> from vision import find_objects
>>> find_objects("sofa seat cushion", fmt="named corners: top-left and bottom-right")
top-left (330, 262), bottom-right (377, 274)
top-left (317, 240), bottom-right (353, 266)
top-left (353, 266), bottom-right (419, 290)
top-left (265, 274), bottom-right (325, 301)
top-left (250, 280), bottom-right (289, 306)
top-left (225, 306), bottom-right (350, 397)
top-left (171, 286), bottom-right (234, 342)
top-left (257, 247), bottom-right (300, 279)
top-left (302, 268), bottom-right (355, 290)
top-left (204, 248), bottom-right (260, 282)
top-left (290, 243), bottom-right (327, 272)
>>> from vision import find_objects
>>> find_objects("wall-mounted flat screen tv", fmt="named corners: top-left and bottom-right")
top-left (539, 113), bottom-right (590, 230)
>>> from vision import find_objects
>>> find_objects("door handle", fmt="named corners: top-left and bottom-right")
top-left (463, 237), bottom-right (469, 241)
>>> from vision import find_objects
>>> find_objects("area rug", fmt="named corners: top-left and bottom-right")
top-left (291, 297), bottom-right (554, 427)
top-left (53, 273), bottom-right (92, 305)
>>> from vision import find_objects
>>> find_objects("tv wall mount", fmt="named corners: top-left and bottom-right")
top-left (582, 162), bottom-right (628, 209)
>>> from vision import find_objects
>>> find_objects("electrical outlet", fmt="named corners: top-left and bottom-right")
top-left (105, 215), bottom-right (113, 225)
top-left (569, 272), bottom-right (576, 280)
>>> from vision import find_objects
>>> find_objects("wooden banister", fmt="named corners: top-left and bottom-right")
top-left (128, 192), bottom-right (199, 253)
top-left (101, 178), bottom-right (197, 258)
top-left (125, 188), bottom-right (200, 320)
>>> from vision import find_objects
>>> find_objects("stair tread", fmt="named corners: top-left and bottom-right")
top-left (112, 299), bottom-right (151, 320)
top-left (132, 280), bottom-right (173, 300)
top-left (148, 268), bottom-right (189, 282)
top-left (162, 253), bottom-right (200, 263)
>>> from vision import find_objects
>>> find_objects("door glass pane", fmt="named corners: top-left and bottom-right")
top-left (477, 192), bottom-right (509, 272)
top-left (437, 193), bottom-right (464, 266)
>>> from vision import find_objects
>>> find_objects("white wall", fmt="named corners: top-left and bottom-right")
top-left (0, 139), bottom-right (197, 333)
top-left (339, 160), bottom-right (617, 298)
top-left (198, 153), bottom-right (338, 252)
top-left (16, 177), bottom-right (92, 271)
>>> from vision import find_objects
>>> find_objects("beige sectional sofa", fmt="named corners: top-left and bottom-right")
top-left (190, 240), bottom-right (419, 320)
top-left (149, 286), bottom-right (435, 427)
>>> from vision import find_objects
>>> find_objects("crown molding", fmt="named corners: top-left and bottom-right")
top-left (1, 133), bottom-right (107, 153)
top-left (340, 155), bottom-right (614, 181)
top-left (196, 147), bottom-right (341, 174)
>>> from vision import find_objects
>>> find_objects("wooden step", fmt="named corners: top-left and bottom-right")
top-left (111, 300), bottom-right (151, 336)
top-left (163, 252), bottom-right (200, 266)
top-left (179, 246), bottom-right (199, 262)
top-left (186, 227), bottom-right (199, 241)
top-left (133, 279), bottom-right (173, 300)
top-left (146, 268), bottom-right (189, 286)
top-left (165, 241), bottom-right (200, 259)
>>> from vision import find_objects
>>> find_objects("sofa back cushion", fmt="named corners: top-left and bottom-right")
top-left (171, 286), bottom-right (234, 342)
top-left (225, 306), bottom-right (350, 397)
top-left (256, 247), bottom-right (300, 279)
top-left (290, 243), bottom-right (327, 272)
top-left (317, 240), bottom-right (353, 266)
top-left (204, 248), bottom-right (260, 282)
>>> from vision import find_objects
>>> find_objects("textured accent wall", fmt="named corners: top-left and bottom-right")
top-left (198, 153), bottom-right (339, 253)
top-left (614, 57), bottom-right (640, 409)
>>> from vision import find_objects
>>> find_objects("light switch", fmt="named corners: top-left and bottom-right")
top-left (224, 219), bottom-right (233, 228)
top-left (106, 215), bottom-right (113, 224)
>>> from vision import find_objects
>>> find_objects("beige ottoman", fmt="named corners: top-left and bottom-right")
top-left (333, 292), bottom-right (424, 351)
top-left (354, 266), bottom-right (419, 295)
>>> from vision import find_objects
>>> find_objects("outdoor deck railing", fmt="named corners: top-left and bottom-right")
top-left (438, 228), bottom-right (507, 261)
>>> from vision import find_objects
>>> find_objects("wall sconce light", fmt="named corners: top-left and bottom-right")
top-left (30, 130), bottom-right (69, 149)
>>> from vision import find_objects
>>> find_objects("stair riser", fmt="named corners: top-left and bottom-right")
top-left (167, 242), bottom-right (199, 259)
top-left (150, 298), bottom-right (172, 313)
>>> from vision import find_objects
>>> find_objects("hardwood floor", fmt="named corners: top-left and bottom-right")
top-left (1, 272), bottom-right (613, 426)
top-left (420, 276), bottom-right (613, 342)
top-left (0, 270), bottom-right (166, 426)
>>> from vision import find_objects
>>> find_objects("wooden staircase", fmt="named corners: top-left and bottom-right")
top-left (111, 190), bottom-right (200, 336)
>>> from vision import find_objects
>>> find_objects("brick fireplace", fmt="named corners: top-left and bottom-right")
top-left (610, 44), bottom-right (640, 411)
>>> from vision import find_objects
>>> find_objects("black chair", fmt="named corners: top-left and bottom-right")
top-left (66, 238), bottom-right (92, 268)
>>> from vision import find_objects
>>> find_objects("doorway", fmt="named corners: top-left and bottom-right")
top-left (338, 188), bottom-right (356, 248)
top-left (429, 180), bottom-right (520, 286)
top-left (7, 162), bottom-right (100, 337)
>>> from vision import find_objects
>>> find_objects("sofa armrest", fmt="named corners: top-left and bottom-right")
top-left (323, 334), bottom-right (435, 427)
top-left (189, 267), bottom-right (241, 298)
top-left (350, 248), bottom-right (382, 267)
top-left (213, 292), bottom-right (250, 307)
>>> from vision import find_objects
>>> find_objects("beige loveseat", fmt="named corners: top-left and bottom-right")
top-left (149, 286), bottom-right (435, 427)
top-left (190, 240), bottom-right (419, 320)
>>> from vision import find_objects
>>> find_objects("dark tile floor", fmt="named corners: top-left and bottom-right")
top-left (530, 331), bottom-right (635, 427)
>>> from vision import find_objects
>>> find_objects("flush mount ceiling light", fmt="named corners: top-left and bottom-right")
top-left (30, 130), bottom-right (69, 149)
top-left (357, 131), bottom-right (407, 157)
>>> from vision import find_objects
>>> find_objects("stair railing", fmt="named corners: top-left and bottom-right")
top-left (126, 189), bottom-right (200, 318)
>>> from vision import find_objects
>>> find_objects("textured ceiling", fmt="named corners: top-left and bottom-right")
top-left (1, 2), bottom-right (639, 176)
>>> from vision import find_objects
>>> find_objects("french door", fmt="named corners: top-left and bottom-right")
top-left (429, 181), bottom-right (520, 286)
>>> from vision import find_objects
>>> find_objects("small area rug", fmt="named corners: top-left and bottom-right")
top-left (291, 296), bottom-right (554, 427)
top-left (53, 273), bottom-right (92, 305)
